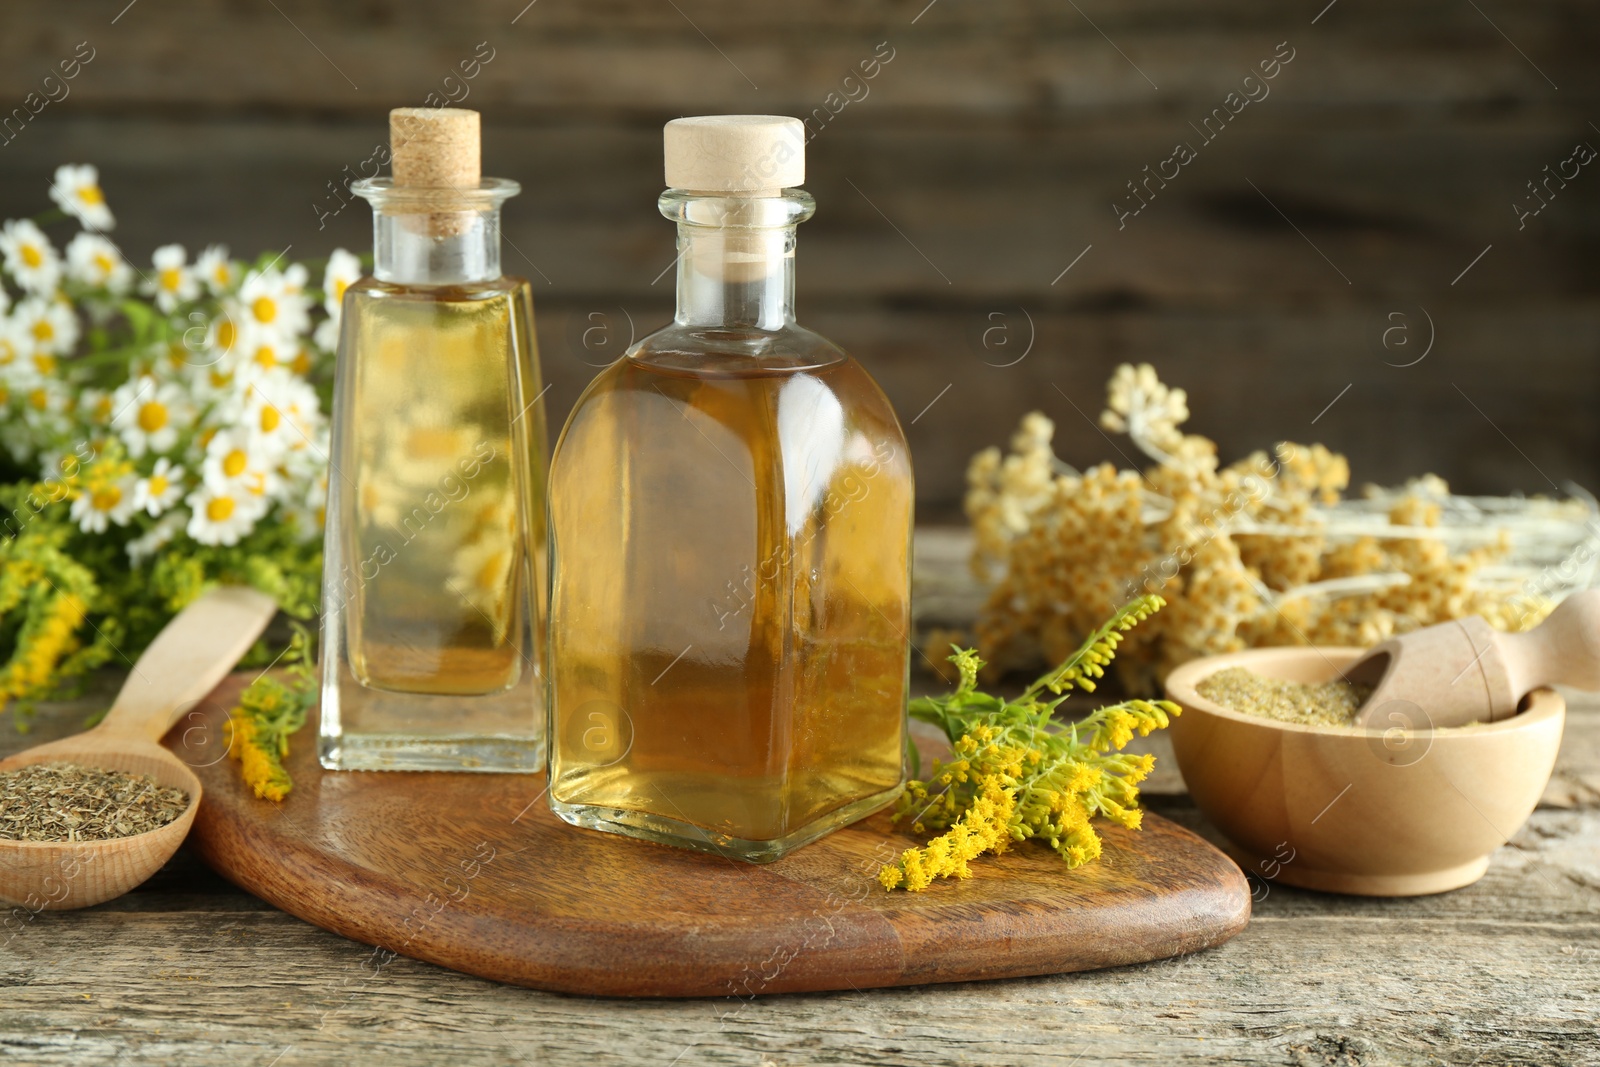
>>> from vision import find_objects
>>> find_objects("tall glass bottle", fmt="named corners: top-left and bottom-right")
top-left (320, 108), bottom-right (549, 772)
top-left (547, 115), bottom-right (913, 861)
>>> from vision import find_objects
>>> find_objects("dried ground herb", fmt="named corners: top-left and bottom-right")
top-left (1196, 667), bottom-right (1371, 727)
top-left (0, 762), bottom-right (190, 842)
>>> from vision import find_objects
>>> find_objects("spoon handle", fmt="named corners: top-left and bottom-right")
top-left (97, 586), bottom-right (279, 742)
top-left (1503, 588), bottom-right (1600, 698)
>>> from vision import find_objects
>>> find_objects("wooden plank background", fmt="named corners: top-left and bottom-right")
top-left (1, 0), bottom-right (1597, 516)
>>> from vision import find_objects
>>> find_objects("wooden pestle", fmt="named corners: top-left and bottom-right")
top-left (1347, 588), bottom-right (1600, 728)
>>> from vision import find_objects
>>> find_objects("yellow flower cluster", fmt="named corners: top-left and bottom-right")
top-left (880, 764), bottom-right (1017, 892)
top-left (964, 364), bottom-right (1589, 690)
top-left (228, 708), bottom-right (292, 802)
top-left (881, 597), bottom-right (1179, 892)
top-left (0, 590), bottom-right (86, 705)
top-left (225, 622), bottom-right (313, 801)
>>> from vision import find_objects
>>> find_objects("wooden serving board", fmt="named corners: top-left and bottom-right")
top-left (168, 676), bottom-right (1251, 997)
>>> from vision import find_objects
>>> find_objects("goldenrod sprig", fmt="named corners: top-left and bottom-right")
top-left (227, 619), bottom-right (315, 802)
top-left (1024, 593), bottom-right (1166, 698)
top-left (881, 596), bottom-right (1180, 892)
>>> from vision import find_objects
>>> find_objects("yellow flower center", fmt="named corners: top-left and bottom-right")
top-left (138, 401), bottom-right (169, 433)
top-left (209, 368), bottom-right (234, 389)
top-left (215, 318), bottom-right (237, 352)
top-left (93, 397), bottom-right (113, 421)
top-left (21, 244), bottom-right (43, 269)
top-left (222, 449), bottom-right (248, 478)
top-left (215, 264), bottom-right (231, 286)
top-left (32, 320), bottom-right (55, 342)
top-left (199, 427), bottom-right (217, 450)
top-left (160, 267), bottom-right (183, 292)
top-left (94, 253), bottom-right (115, 274)
top-left (33, 354), bottom-right (56, 375)
top-left (91, 485), bottom-right (122, 511)
top-left (0, 339), bottom-right (13, 364)
top-left (291, 348), bottom-right (312, 375)
top-left (259, 405), bottom-right (281, 432)
top-left (254, 345), bottom-right (277, 369)
top-left (333, 279), bottom-right (350, 302)
top-left (252, 296), bottom-right (278, 324)
top-left (28, 388), bottom-right (49, 411)
top-left (79, 185), bottom-right (106, 206)
top-left (147, 473), bottom-right (169, 497)
top-left (206, 496), bottom-right (236, 522)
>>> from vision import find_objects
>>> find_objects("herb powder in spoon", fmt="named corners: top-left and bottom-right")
top-left (0, 762), bottom-right (190, 842)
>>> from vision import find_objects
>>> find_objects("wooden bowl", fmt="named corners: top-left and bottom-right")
top-left (1164, 647), bottom-right (1565, 896)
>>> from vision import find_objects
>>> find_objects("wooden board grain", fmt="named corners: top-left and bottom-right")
top-left (165, 676), bottom-right (1250, 997)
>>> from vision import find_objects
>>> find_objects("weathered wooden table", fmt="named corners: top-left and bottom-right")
top-left (4, 534), bottom-right (1597, 1066)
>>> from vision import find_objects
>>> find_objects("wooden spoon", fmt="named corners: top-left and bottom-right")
top-left (1347, 588), bottom-right (1600, 728)
top-left (0, 586), bottom-right (277, 910)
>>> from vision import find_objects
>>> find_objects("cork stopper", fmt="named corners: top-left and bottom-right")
top-left (664, 115), bottom-right (805, 196)
top-left (388, 108), bottom-right (480, 237)
top-left (390, 107), bottom-right (481, 189)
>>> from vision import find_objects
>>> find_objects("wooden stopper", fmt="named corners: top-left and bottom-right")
top-left (664, 115), bottom-right (804, 195)
top-left (390, 107), bottom-right (481, 189)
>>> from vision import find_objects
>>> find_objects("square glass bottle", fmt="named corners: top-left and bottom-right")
top-left (546, 116), bottom-right (913, 860)
top-left (319, 108), bottom-right (550, 772)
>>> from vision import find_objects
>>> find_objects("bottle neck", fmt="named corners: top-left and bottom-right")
top-left (675, 226), bottom-right (794, 330)
top-left (354, 177), bottom-right (519, 286)
top-left (373, 209), bottom-right (502, 284)
top-left (661, 190), bottom-right (815, 332)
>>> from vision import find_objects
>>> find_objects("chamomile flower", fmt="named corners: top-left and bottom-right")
top-left (244, 374), bottom-right (319, 454)
top-left (201, 305), bottom-right (243, 363)
top-left (194, 244), bottom-right (237, 295)
top-left (110, 374), bottom-right (191, 457)
top-left (20, 377), bottom-right (71, 434)
top-left (65, 232), bottom-right (134, 293)
top-left (75, 387), bottom-right (115, 426)
top-left (185, 482), bottom-right (264, 546)
top-left (185, 351), bottom-right (240, 403)
top-left (322, 249), bottom-right (362, 316)
top-left (0, 220), bottom-right (62, 294)
top-left (0, 318), bottom-right (21, 371)
top-left (49, 164), bottom-right (116, 231)
top-left (70, 475), bottom-right (138, 533)
top-left (202, 428), bottom-right (282, 502)
top-left (133, 457), bottom-right (186, 516)
top-left (313, 316), bottom-right (341, 352)
top-left (127, 510), bottom-right (187, 565)
top-left (11, 297), bottom-right (79, 358)
top-left (243, 334), bottom-right (295, 376)
top-left (238, 267), bottom-right (310, 339)
top-left (314, 248), bottom-right (362, 350)
top-left (144, 244), bottom-right (199, 312)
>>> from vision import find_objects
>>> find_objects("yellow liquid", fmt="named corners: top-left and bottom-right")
top-left (548, 337), bottom-right (912, 859)
top-left (320, 278), bottom-right (549, 771)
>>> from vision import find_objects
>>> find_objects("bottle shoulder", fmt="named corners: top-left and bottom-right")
top-left (559, 340), bottom-right (907, 456)
top-left (346, 275), bottom-right (531, 303)
top-left (624, 322), bottom-right (849, 378)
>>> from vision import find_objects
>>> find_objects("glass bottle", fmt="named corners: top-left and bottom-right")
top-left (319, 108), bottom-right (549, 772)
top-left (547, 115), bottom-right (913, 861)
